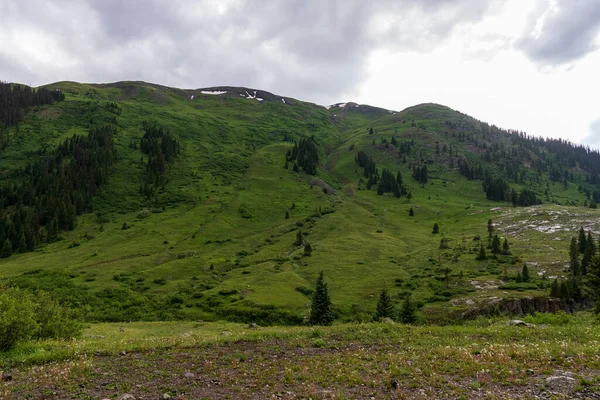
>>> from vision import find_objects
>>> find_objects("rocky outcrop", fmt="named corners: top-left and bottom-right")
top-left (456, 296), bottom-right (590, 320)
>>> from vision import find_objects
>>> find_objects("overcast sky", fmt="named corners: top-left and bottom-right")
top-left (1, 0), bottom-right (599, 147)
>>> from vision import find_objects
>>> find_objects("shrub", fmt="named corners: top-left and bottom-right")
top-left (0, 288), bottom-right (82, 351)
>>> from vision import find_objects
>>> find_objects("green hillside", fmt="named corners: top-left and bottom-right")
top-left (0, 80), bottom-right (598, 324)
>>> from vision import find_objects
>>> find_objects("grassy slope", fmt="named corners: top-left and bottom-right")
top-left (0, 81), bottom-right (597, 323)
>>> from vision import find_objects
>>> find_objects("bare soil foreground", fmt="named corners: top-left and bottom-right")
top-left (3, 319), bottom-right (600, 400)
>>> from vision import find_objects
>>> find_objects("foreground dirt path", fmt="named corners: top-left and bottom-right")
top-left (4, 337), bottom-right (600, 400)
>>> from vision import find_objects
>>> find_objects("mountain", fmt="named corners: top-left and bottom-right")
top-left (0, 80), bottom-right (598, 324)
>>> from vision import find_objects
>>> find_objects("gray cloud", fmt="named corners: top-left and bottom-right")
top-left (0, 0), bottom-right (499, 104)
top-left (516, 0), bottom-right (600, 66)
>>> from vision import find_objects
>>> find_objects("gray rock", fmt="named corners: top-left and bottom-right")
top-left (2, 372), bottom-right (12, 381)
top-left (119, 395), bottom-right (136, 400)
top-left (506, 320), bottom-right (535, 328)
top-left (248, 323), bottom-right (258, 328)
top-left (220, 330), bottom-right (232, 336)
top-left (545, 375), bottom-right (576, 391)
top-left (184, 371), bottom-right (195, 379)
top-left (160, 394), bottom-right (172, 399)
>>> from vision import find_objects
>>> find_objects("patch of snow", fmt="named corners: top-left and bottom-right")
top-left (490, 207), bottom-right (502, 211)
top-left (281, 98), bottom-right (285, 104)
top-left (239, 94), bottom-right (245, 97)
top-left (200, 90), bottom-right (227, 95)
top-left (256, 98), bottom-right (263, 102)
top-left (325, 105), bottom-right (332, 110)
top-left (338, 103), bottom-right (347, 108)
top-left (190, 95), bottom-right (194, 100)
top-left (355, 104), bottom-right (359, 107)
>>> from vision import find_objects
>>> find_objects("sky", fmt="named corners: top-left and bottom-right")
top-left (1, 0), bottom-right (599, 147)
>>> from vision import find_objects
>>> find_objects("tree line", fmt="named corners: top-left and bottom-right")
top-left (0, 125), bottom-right (116, 258)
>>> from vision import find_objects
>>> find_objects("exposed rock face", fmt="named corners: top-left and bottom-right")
top-left (456, 296), bottom-right (589, 320)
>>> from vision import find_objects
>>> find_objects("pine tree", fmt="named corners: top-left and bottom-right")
top-left (375, 288), bottom-right (394, 321)
top-left (582, 232), bottom-right (596, 275)
top-left (487, 219), bottom-right (494, 238)
top-left (550, 279), bottom-right (560, 297)
top-left (409, 207), bottom-right (414, 216)
top-left (579, 227), bottom-right (587, 254)
top-left (491, 234), bottom-right (501, 255)
top-left (285, 211), bottom-right (290, 219)
top-left (303, 242), bottom-right (312, 256)
top-left (295, 230), bottom-right (304, 246)
top-left (588, 256), bottom-right (600, 314)
top-left (309, 271), bottom-right (334, 325)
top-left (516, 272), bottom-right (523, 283)
top-left (432, 223), bottom-right (439, 234)
top-left (398, 295), bottom-right (416, 324)
top-left (569, 237), bottom-right (580, 276)
top-left (502, 238), bottom-right (510, 255)
top-left (18, 234), bottom-right (26, 253)
top-left (521, 263), bottom-right (530, 282)
top-left (0, 239), bottom-right (12, 258)
top-left (476, 244), bottom-right (487, 260)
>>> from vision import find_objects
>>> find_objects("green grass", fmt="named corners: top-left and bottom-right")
top-left (0, 81), bottom-right (597, 324)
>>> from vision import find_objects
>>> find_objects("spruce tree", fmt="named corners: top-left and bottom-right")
top-left (582, 232), bottom-right (596, 275)
top-left (398, 295), bottom-right (416, 324)
top-left (476, 244), bottom-right (487, 260)
top-left (295, 230), bottom-right (304, 246)
top-left (285, 211), bottom-right (290, 219)
top-left (491, 234), bottom-right (501, 255)
top-left (303, 242), bottom-right (312, 256)
top-left (521, 263), bottom-right (530, 282)
top-left (588, 256), bottom-right (600, 314)
top-left (502, 237), bottom-right (510, 255)
top-left (569, 237), bottom-right (580, 276)
top-left (0, 239), bottom-right (12, 258)
top-left (375, 288), bottom-right (394, 321)
top-left (487, 219), bottom-right (494, 238)
top-left (579, 227), bottom-right (587, 254)
top-left (432, 223), bottom-right (439, 234)
top-left (550, 279), bottom-right (560, 297)
top-left (409, 207), bottom-right (414, 216)
top-left (309, 271), bottom-right (334, 325)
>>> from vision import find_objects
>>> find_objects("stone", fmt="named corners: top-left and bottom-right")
top-left (220, 330), bottom-right (232, 336)
top-left (160, 394), bottom-right (172, 399)
top-left (545, 375), bottom-right (576, 391)
top-left (390, 378), bottom-right (399, 389)
top-left (184, 372), bottom-right (195, 379)
top-left (2, 372), bottom-right (12, 381)
top-left (119, 395), bottom-right (136, 400)
top-left (506, 320), bottom-right (534, 328)
top-left (248, 323), bottom-right (258, 328)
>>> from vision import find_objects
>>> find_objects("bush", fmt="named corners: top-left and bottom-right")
top-left (0, 288), bottom-right (82, 351)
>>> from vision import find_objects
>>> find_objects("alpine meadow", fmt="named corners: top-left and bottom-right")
top-left (2, 80), bottom-right (600, 399)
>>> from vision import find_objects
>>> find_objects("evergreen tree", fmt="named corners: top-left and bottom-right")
top-left (569, 237), bottom-right (580, 276)
top-left (487, 219), bottom-right (494, 238)
top-left (502, 238), bottom-right (510, 255)
top-left (285, 211), bottom-right (289, 219)
top-left (375, 288), bottom-right (394, 321)
top-left (579, 227), bottom-right (587, 254)
top-left (491, 234), bottom-right (501, 255)
top-left (550, 279), bottom-right (560, 297)
top-left (582, 232), bottom-right (596, 275)
top-left (398, 295), bottom-right (417, 324)
top-left (521, 263), bottom-right (530, 282)
top-left (588, 256), bottom-right (600, 314)
top-left (309, 271), bottom-right (334, 325)
top-left (295, 230), bottom-right (304, 246)
top-left (409, 207), bottom-right (414, 217)
top-left (476, 244), bottom-right (487, 260)
top-left (0, 239), bottom-right (11, 258)
top-left (18, 234), bottom-right (26, 253)
top-left (515, 272), bottom-right (523, 283)
top-left (304, 242), bottom-right (312, 256)
top-left (432, 223), bottom-right (439, 234)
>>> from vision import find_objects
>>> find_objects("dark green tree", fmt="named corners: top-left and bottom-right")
top-left (487, 219), bottom-right (494, 238)
top-left (502, 237), bottom-right (510, 255)
top-left (398, 295), bottom-right (417, 324)
top-left (579, 227), bottom-right (587, 254)
top-left (304, 242), bottom-right (312, 256)
top-left (309, 271), bottom-right (334, 325)
top-left (432, 223), bottom-right (439, 234)
top-left (491, 234), bottom-right (501, 255)
top-left (588, 256), bottom-right (600, 314)
top-left (582, 232), bottom-right (596, 275)
top-left (550, 279), bottom-right (560, 297)
top-left (476, 244), bottom-right (487, 260)
top-left (569, 237), bottom-right (580, 276)
top-left (521, 263), bottom-right (530, 282)
top-left (374, 288), bottom-right (394, 321)
top-left (409, 207), bottom-right (414, 216)
top-left (0, 239), bottom-right (11, 258)
top-left (285, 211), bottom-right (290, 219)
top-left (295, 230), bottom-right (304, 246)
